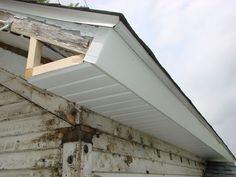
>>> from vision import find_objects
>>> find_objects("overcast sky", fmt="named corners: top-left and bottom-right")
top-left (52, 0), bottom-right (236, 156)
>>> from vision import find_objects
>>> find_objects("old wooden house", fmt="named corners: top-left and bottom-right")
top-left (0, 1), bottom-right (235, 176)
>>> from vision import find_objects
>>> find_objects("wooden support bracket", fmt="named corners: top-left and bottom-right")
top-left (25, 37), bottom-right (43, 78)
top-left (25, 37), bottom-right (85, 79)
top-left (27, 37), bottom-right (43, 68)
top-left (0, 11), bottom-right (90, 79)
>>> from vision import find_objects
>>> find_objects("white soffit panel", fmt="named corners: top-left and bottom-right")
top-left (29, 61), bottom-right (222, 160)
top-left (27, 26), bottom-right (234, 162)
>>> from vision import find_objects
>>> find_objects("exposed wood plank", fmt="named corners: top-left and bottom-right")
top-left (25, 38), bottom-right (42, 78)
top-left (31, 54), bottom-right (84, 77)
top-left (26, 37), bottom-right (42, 68)
top-left (0, 149), bottom-right (61, 170)
top-left (0, 68), bottom-right (80, 125)
top-left (11, 18), bottom-right (91, 54)
top-left (0, 11), bottom-right (91, 54)
top-left (0, 11), bottom-right (14, 22)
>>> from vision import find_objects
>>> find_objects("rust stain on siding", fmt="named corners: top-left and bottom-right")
top-left (31, 125), bottom-right (97, 145)
top-left (124, 156), bottom-right (133, 167)
top-left (56, 104), bottom-right (78, 125)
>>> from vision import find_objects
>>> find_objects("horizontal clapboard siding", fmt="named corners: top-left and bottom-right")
top-left (81, 140), bottom-right (204, 176)
top-left (0, 77), bottom-right (206, 177)
top-left (0, 169), bottom-right (58, 177)
top-left (78, 109), bottom-right (206, 176)
top-left (92, 134), bottom-right (205, 170)
top-left (0, 85), bottom-right (71, 177)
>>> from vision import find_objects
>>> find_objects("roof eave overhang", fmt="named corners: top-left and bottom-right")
top-left (1, 0), bottom-right (235, 162)
top-left (113, 22), bottom-right (236, 162)
top-left (85, 27), bottom-right (236, 162)
top-left (114, 24), bottom-right (236, 162)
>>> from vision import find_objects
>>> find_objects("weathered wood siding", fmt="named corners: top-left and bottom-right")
top-left (0, 65), bottom-right (206, 176)
top-left (78, 109), bottom-right (206, 177)
top-left (0, 84), bottom-right (71, 177)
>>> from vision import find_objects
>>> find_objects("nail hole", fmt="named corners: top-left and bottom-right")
top-left (67, 155), bottom-right (73, 164)
top-left (84, 144), bottom-right (89, 154)
top-left (169, 153), bottom-right (173, 160)
top-left (156, 149), bottom-right (161, 158)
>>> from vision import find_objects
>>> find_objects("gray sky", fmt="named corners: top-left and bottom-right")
top-left (52, 0), bottom-right (236, 156)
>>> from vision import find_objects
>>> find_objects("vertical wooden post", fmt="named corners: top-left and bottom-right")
top-left (25, 37), bottom-right (43, 78)
top-left (62, 142), bottom-right (81, 177)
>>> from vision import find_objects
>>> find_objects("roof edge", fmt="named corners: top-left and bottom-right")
top-left (4, 0), bottom-right (236, 162)
top-left (2, 0), bottom-right (120, 27)
top-left (113, 13), bottom-right (236, 163)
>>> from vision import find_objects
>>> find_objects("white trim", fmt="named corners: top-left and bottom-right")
top-left (0, 0), bottom-right (119, 27)
top-left (114, 22), bottom-right (235, 162)
top-left (85, 29), bottom-right (235, 162)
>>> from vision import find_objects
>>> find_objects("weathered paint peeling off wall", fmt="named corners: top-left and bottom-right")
top-left (0, 68), bottom-right (80, 126)
top-left (80, 141), bottom-right (204, 177)
top-left (80, 108), bottom-right (205, 163)
top-left (78, 109), bottom-right (206, 177)
top-left (0, 68), bottom-right (206, 176)
top-left (0, 84), bottom-right (71, 177)
top-left (0, 169), bottom-right (58, 177)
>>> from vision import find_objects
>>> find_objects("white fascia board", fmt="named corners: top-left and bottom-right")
top-left (84, 29), bottom-right (235, 162)
top-left (114, 21), bottom-right (216, 134)
top-left (0, 0), bottom-right (119, 27)
top-left (84, 27), bottom-right (112, 63)
top-left (113, 21), bottom-right (235, 162)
